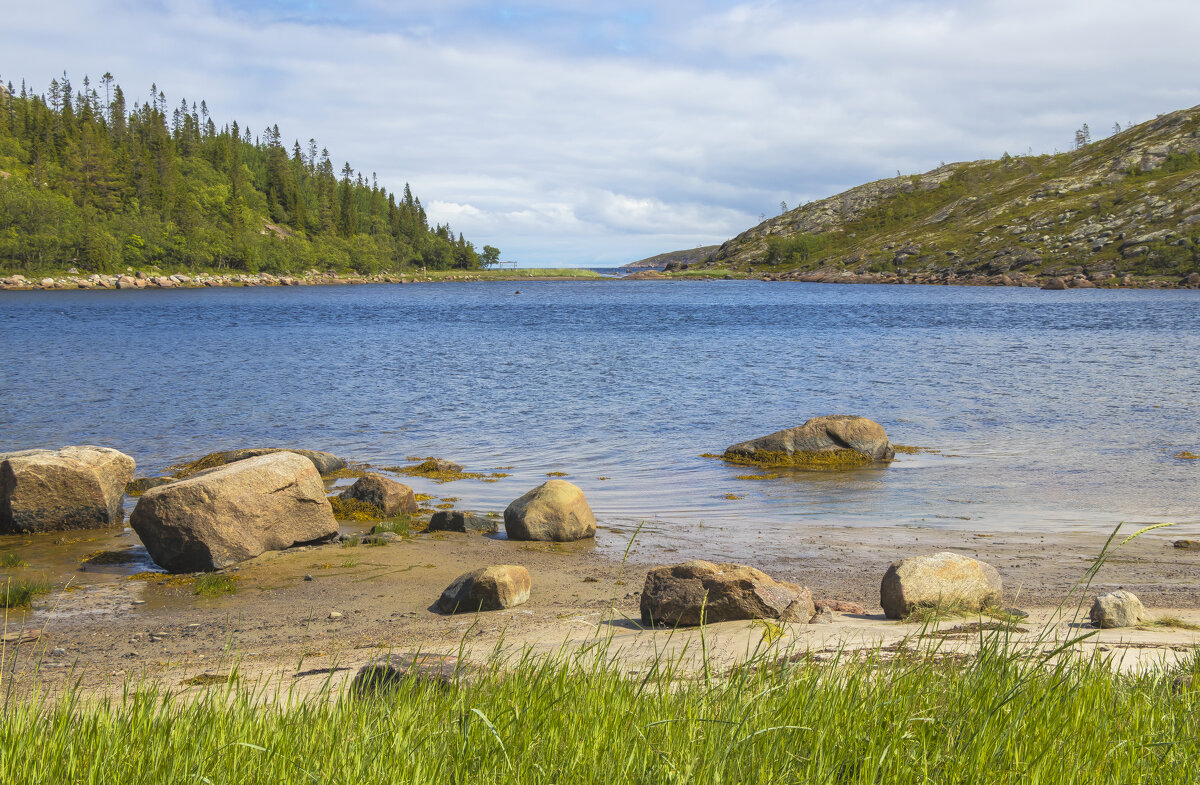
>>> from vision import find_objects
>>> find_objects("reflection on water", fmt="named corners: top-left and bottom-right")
top-left (1, 280), bottom-right (1199, 569)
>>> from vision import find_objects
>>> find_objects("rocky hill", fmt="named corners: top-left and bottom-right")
top-left (681, 106), bottom-right (1200, 287)
top-left (621, 245), bottom-right (721, 270)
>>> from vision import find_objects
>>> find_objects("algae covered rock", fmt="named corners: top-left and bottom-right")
top-left (131, 452), bottom-right (338, 572)
top-left (640, 560), bottom-right (815, 627)
top-left (1, 446), bottom-right (135, 533)
top-left (1089, 590), bottom-right (1146, 628)
top-left (338, 474), bottom-right (418, 517)
top-left (173, 448), bottom-right (345, 477)
top-left (880, 552), bottom-right (1002, 619)
top-left (504, 480), bottom-right (595, 541)
top-left (437, 565), bottom-right (531, 613)
top-left (723, 415), bottom-right (894, 469)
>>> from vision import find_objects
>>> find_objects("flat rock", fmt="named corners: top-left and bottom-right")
top-left (1, 446), bottom-right (135, 533)
top-left (437, 565), bottom-right (531, 613)
top-left (880, 552), bottom-right (1002, 619)
top-left (1090, 590), bottom-right (1146, 628)
top-left (338, 474), bottom-right (417, 516)
top-left (130, 452), bottom-right (338, 572)
top-left (351, 653), bottom-right (472, 695)
top-left (640, 560), bottom-right (815, 626)
top-left (723, 415), bottom-right (894, 469)
top-left (504, 480), bottom-right (596, 541)
top-left (428, 510), bottom-right (497, 534)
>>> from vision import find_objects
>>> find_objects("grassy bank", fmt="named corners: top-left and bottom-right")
top-left (3, 633), bottom-right (1198, 784)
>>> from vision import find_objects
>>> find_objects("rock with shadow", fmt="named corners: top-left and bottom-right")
top-left (437, 565), bottom-right (531, 613)
top-left (880, 552), bottom-right (1002, 619)
top-left (640, 560), bottom-right (816, 627)
top-left (504, 480), bottom-right (595, 541)
top-left (1, 445), bottom-right (135, 533)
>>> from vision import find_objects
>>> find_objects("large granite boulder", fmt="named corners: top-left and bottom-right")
top-left (428, 510), bottom-right (497, 534)
top-left (173, 448), bottom-right (345, 477)
top-left (1090, 590), bottom-right (1146, 628)
top-left (723, 415), bottom-right (894, 469)
top-left (504, 480), bottom-right (595, 541)
top-left (880, 552), bottom-right (1002, 619)
top-left (338, 474), bottom-right (418, 517)
top-left (1, 446), bottom-right (135, 533)
top-left (437, 565), bottom-right (531, 613)
top-left (640, 560), bottom-right (815, 627)
top-left (130, 452), bottom-right (338, 572)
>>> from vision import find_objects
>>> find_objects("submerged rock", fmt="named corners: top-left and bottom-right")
top-left (172, 448), bottom-right (345, 477)
top-left (504, 480), bottom-right (595, 541)
top-left (640, 560), bottom-right (815, 627)
top-left (428, 510), bottom-right (497, 534)
top-left (723, 415), bottom-right (894, 469)
top-left (1090, 590), bottom-right (1146, 628)
top-left (1, 446), bottom-right (135, 533)
top-left (437, 565), bottom-right (531, 613)
top-left (130, 452), bottom-right (338, 572)
top-left (880, 552), bottom-right (1002, 619)
top-left (338, 474), bottom-right (417, 517)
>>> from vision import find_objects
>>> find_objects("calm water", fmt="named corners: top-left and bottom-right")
top-left (2, 281), bottom-right (1199, 561)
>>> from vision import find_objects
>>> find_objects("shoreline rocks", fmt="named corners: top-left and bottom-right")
top-left (504, 480), bottom-right (596, 541)
top-left (428, 510), bottom-right (497, 534)
top-left (172, 448), bottom-right (345, 477)
top-left (640, 560), bottom-right (815, 627)
top-left (338, 474), bottom-right (418, 517)
top-left (437, 565), bottom-right (531, 613)
top-left (1, 446), bottom-right (135, 533)
top-left (724, 415), bottom-right (894, 469)
top-left (130, 452), bottom-right (338, 572)
top-left (880, 552), bottom-right (1002, 619)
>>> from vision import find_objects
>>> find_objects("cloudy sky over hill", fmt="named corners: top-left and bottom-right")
top-left (4, 1), bottom-right (1198, 265)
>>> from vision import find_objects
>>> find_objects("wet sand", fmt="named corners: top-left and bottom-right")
top-left (4, 521), bottom-right (1200, 696)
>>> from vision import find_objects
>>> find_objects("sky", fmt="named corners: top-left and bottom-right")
top-left (3, 1), bottom-right (1199, 267)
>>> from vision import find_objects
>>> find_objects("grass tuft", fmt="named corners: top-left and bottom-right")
top-left (1, 552), bottom-right (29, 569)
top-left (193, 573), bottom-right (238, 597)
top-left (1, 577), bottom-right (50, 608)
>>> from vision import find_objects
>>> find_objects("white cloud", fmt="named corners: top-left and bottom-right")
top-left (2, 0), bottom-right (1199, 265)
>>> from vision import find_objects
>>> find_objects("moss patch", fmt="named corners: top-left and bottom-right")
top-left (1174, 451), bottom-right (1200, 460)
top-left (170, 452), bottom-right (230, 478)
top-left (719, 448), bottom-right (874, 470)
top-left (194, 574), bottom-right (238, 596)
top-left (893, 445), bottom-right (942, 455)
top-left (80, 549), bottom-right (140, 566)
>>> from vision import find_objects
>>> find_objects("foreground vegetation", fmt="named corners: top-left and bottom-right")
top-left (0, 72), bottom-right (497, 274)
top-left (2, 631), bottom-right (1198, 784)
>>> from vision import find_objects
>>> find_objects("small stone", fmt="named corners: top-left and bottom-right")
top-left (304, 574), bottom-right (314, 581)
top-left (329, 611), bottom-right (344, 620)
top-left (1173, 540), bottom-right (1200, 551)
top-left (810, 607), bottom-right (835, 624)
top-left (132, 600), bottom-right (146, 605)
top-left (51, 647), bottom-right (66, 655)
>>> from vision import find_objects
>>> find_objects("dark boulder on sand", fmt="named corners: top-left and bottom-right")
top-left (640, 560), bottom-right (815, 627)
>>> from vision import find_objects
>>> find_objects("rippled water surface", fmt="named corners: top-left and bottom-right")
top-left (2, 281), bottom-right (1198, 557)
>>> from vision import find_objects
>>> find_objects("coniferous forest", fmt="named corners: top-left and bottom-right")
top-left (0, 72), bottom-right (499, 273)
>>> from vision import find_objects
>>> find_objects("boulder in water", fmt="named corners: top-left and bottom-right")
top-left (504, 480), bottom-right (595, 541)
top-left (723, 415), bottom-right (894, 469)
top-left (338, 474), bottom-right (418, 517)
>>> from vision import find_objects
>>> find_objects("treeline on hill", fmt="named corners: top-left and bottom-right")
top-left (0, 72), bottom-right (499, 274)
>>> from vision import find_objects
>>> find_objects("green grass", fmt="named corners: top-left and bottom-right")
top-left (192, 573), bottom-right (238, 597)
top-left (2, 634), bottom-right (1200, 783)
top-left (1, 577), bottom-right (50, 608)
top-left (1, 552), bottom-right (29, 569)
top-left (371, 516), bottom-right (414, 536)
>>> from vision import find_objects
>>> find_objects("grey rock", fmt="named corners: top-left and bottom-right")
top-left (724, 415), bottom-right (894, 468)
top-left (437, 565), bottom-right (531, 613)
top-left (1089, 590), bottom-right (1146, 628)
top-left (428, 510), bottom-right (497, 534)
top-left (1, 446), bottom-right (135, 533)
top-left (640, 560), bottom-right (814, 627)
top-left (338, 474), bottom-right (417, 516)
top-left (880, 552), bottom-right (1002, 619)
top-left (504, 480), bottom-right (595, 541)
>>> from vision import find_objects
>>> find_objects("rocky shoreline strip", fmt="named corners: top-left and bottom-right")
top-left (0, 269), bottom-right (512, 291)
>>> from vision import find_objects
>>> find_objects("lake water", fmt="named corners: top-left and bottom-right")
top-left (2, 280), bottom-right (1199, 563)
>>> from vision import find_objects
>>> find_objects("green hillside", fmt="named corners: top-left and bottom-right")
top-left (682, 108), bottom-right (1200, 286)
top-left (0, 73), bottom-right (498, 274)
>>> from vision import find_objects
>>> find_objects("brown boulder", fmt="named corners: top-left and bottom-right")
top-left (1041, 277), bottom-right (1068, 290)
top-left (1, 446), bottom-right (135, 533)
top-left (338, 474), bottom-right (417, 516)
top-left (130, 452), bottom-right (337, 572)
top-left (640, 560), bottom-right (815, 626)
top-left (723, 415), bottom-right (894, 469)
top-left (880, 552), bottom-right (1002, 619)
top-left (437, 565), bottom-right (531, 613)
top-left (504, 480), bottom-right (595, 541)
top-left (428, 510), bottom-right (497, 534)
